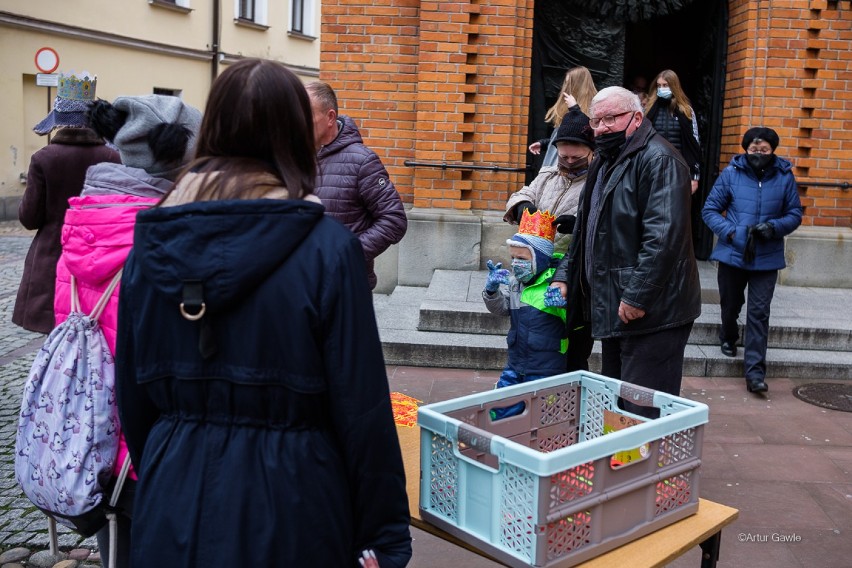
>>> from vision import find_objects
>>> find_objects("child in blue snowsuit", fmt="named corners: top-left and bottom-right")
top-left (482, 221), bottom-right (568, 419)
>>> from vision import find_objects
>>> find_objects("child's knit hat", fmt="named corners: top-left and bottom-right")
top-left (87, 95), bottom-right (202, 178)
top-left (506, 209), bottom-right (556, 276)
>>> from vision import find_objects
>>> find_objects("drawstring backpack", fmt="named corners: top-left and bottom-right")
top-left (15, 270), bottom-right (126, 537)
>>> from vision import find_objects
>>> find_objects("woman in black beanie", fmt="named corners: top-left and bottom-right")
top-left (701, 127), bottom-right (803, 394)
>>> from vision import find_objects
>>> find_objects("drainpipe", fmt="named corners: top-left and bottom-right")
top-left (211, 0), bottom-right (220, 85)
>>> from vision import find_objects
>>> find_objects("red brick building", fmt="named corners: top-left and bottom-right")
top-left (320, 0), bottom-right (851, 288)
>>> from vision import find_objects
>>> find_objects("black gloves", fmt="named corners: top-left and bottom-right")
top-left (513, 201), bottom-right (537, 223)
top-left (744, 226), bottom-right (757, 263)
top-left (552, 214), bottom-right (576, 234)
top-left (744, 223), bottom-right (775, 263)
top-left (753, 222), bottom-right (775, 240)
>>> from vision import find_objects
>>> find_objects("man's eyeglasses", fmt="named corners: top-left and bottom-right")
top-left (589, 111), bottom-right (634, 129)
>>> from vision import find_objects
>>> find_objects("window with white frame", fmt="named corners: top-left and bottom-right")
top-left (235, 0), bottom-right (267, 25)
top-left (239, 0), bottom-right (255, 20)
top-left (290, 0), bottom-right (315, 36)
top-left (153, 87), bottom-right (183, 97)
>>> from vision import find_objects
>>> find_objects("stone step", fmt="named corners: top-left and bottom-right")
top-left (418, 298), bottom-right (852, 352)
top-left (379, 325), bottom-right (852, 381)
top-left (417, 270), bottom-right (852, 352)
top-left (375, 283), bottom-right (852, 380)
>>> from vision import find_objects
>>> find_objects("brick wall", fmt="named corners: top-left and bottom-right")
top-left (319, 0), bottom-right (420, 204)
top-left (725, 0), bottom-right (851, 227)
top-left (320, 0), bottom-right (533, 211)
top-left (321, 0), bottom-right (850, 226)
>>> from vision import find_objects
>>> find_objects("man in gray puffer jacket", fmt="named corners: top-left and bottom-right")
top-left (307, 82), bottom-right (407, 289)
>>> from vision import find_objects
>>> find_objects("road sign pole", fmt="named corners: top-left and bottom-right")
top-left (46, 86), bottom-right (52, 143)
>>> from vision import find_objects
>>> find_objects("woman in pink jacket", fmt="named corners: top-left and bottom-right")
top-left (54, 95), bottom-right (201, 568)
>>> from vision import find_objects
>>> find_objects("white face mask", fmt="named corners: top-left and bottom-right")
top-left (657, 87), bottom-right (673, 99)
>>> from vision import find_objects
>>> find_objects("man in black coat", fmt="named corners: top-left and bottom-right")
top-left (548, 86), bottom-right (701, 418)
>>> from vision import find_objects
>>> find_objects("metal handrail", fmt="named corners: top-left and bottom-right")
top-left (403, 160), bottom-right (530, 173)
top-left (797, 181), bottom-right (850, 192)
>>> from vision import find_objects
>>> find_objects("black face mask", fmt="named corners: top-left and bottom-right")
top-left (557, 155), bottom-right (590, 177)
top-left (596, 130), bottom-right (627, 161)
top-left (747, 153), bottom-right (774, 172)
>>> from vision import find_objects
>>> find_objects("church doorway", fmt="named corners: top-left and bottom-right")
top-left (527, 0), bottom-right (728, 258)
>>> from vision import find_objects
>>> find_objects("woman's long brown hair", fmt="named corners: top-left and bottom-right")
top-left (645, 69), bottom-right (693, 120)
top-left (169, 58), bottom-right (317, 202)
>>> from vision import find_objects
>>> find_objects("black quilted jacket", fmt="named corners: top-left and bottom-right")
top-left (315, 115), bottom-right (407, 289)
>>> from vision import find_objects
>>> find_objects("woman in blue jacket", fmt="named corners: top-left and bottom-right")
top-left (702, 127), bottom-right (802, 394)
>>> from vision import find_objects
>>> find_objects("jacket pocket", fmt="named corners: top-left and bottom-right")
top-left (612, 266), bottom-right (635, 297)
top-left (528, 330), bottom-right (561, 353)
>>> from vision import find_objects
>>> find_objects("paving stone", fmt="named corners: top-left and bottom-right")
top-left (26, 550), bottom-right (68, 568)
top-left (0, 547), bottom-right (29, 563)
top-left (66, 549), bottom-right (90, 561)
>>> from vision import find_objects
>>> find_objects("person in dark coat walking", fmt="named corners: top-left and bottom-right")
top-left (548, 86), bottom-right (701, 419)
top-left (13, 71), bottom-right (119, 333)
top-left (114, 59), bottom-right (412, 568)
top-left (306, 81), bottom-right (407, 290)
top-left (702, 127), bottom-right (802, 394)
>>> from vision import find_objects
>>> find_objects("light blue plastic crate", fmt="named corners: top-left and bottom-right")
top-left (418, 371), bottom-right (708, 568)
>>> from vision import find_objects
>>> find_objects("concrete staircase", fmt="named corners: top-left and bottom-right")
top-left (374, 262), bottom-right (852, 380)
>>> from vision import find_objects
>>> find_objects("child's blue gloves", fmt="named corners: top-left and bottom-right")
top-left (484, 260), bottom-right (510, 293)
top-left (544, 286), bottom-right (567, 307)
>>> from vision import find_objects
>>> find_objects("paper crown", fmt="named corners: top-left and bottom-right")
top-left (57, 72), bottom-right (97, 102)
top-left (518, 209), bottom-right (556, 242)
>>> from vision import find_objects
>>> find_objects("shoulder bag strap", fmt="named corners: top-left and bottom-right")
top-left (70, 275), bottom-right (81, 314)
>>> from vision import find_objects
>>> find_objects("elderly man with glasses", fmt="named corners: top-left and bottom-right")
top-left (547, 86), bottom-right (701, 418)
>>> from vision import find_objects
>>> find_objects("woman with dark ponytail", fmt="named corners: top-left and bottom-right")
top-left (53, 94), bottom-right (202, 568)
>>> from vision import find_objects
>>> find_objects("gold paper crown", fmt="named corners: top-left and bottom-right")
top-left (57, 71), bottom-right (97, 102)
top-left (518, 209), bottom-right (556, 242)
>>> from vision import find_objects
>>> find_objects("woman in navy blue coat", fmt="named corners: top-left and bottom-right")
top-left (115, 59), bottom-right (411, 567)
top-left (702, 127), bottom-right (802, 394)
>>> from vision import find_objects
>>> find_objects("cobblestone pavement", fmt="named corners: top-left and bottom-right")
top-left (0, 221), bottom-right (101, 566)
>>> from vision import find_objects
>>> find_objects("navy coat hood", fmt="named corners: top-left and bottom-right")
top-left (132, 199), bottom-right (324, 313)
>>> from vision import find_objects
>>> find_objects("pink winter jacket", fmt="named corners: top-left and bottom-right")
top-left (54, 194), bottom-right (159, 480)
